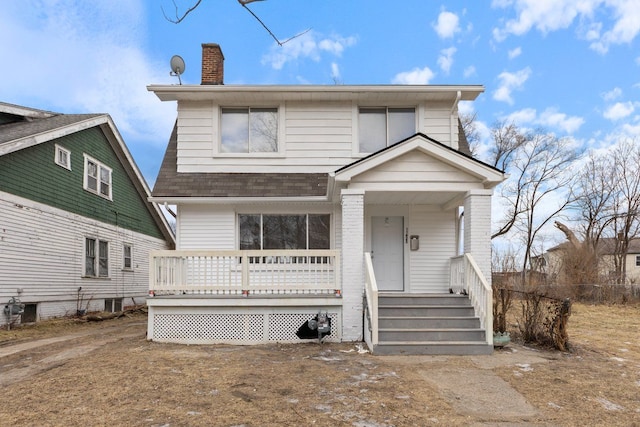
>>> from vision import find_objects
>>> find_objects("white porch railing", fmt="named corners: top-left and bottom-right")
top-left (150, 250), bottom-right (340, 296)
top-left (450, 253), bottom-right (493, 345)
top-left (363, 252), bottom-right (379, 347)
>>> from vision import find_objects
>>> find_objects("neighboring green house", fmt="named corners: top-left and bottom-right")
top-left (0, 102), bottom-right (174, 326)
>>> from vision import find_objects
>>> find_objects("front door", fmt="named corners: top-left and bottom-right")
top-left (371, 216), bottom-right (404, 291)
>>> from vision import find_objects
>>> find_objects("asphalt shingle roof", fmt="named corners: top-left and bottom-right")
top-left (0, 113), bottom-right (103, 146)
top-left (152, 124), bottom-right (329, 198)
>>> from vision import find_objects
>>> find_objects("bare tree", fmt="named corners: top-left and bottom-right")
top-left (459, 112), bottom-right (480, 156)
top-left (488, 124), bottom-right (580, 283)
top-left (608, 140), bottom-right (640, 283)
top-left (488, 122), bottom-right (529, 239)
top-left (161, 0), bottom-right (310, 46)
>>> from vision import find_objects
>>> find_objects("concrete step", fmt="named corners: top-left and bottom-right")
top-left (378, 305), bottom-right (475, 317)
top-left (378, 328), bottom-right (486, 342)
top-left (378, 294), bottom-right (470, 306)
top-left (378, 316), bottom-right (481, 329)
top-left (373, 341), bottom-right (493, 356)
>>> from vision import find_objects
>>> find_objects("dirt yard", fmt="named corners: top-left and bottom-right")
top-left (0, 303), bottom-right (639, 426)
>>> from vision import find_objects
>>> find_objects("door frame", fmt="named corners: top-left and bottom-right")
top-left (365, 205), bottom-right (410, 293)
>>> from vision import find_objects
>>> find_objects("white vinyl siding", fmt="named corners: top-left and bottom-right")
top-left (174, 101), bottom-right (455, 173)
top-left (409, 205), bottom-right (456, 293)
top-left (350, 150), bottom-right (485, 190)
top-left (0, 192), bottom-right (169, 323)
top-left (177, 203), bottom-right (335, 251)
top-left (177, 204), bottom-right (236, 250)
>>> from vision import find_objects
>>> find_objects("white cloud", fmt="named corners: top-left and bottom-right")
top-left (501, 107), bottom-right (584, 134)
top-left (590, 0), bottom-right (640, 53)
top-left (262, 31), bottom-right (357, 70)
top-left (392, 66), bottom-right (435, 84)
top-left (0, 0), bottom-right (175, 150)
top-left (463, 65), bottom-right (477, 78)
top-left (437, 47), bottom-right (457, 74)
top-left (493, 67), bottom-right (532, 104)
top-left (538, 108), bottom-right (585, 133)
top-left (503, 108), bottom-right (537, 124)
top-left (602, 87), bottom-right (622, 101)
top-left (492, 0), bottom-right (640, 53)
top-left (330, 62), bottom-right (341, 82)
top-left (508, 47), bottom-right (522, 59)
top-left (603, 101), bottom-right (636, 120)
top-left (433, 10), bottom-right (460, 39)
top-left (621, 122), bottom-right (640, 137)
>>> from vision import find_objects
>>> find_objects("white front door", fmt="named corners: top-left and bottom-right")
top-left (371, 216), bottom-right (404, 291)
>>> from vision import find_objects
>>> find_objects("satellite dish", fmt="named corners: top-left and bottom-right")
top-left (170, 55), bottom-right (185, 85)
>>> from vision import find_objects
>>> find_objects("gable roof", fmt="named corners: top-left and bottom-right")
top-left (152, 124), bottom-right (328, 200)
top-left (0, 103), bottom-right (175, 246)
top-left (334, 132), bottom-right (505, 188)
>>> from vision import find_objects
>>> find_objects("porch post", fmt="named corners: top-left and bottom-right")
top-left (341, 188), bottom-right (365, 341)
top-left (463, 189), bottom-right (493, 283)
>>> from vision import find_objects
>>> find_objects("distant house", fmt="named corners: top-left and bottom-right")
top-left (145, 44), bottom-right (506, 355)
top-left (0, 102), bottom-right (175, 327)
top-left (534, 238), bottom-right (640, 285)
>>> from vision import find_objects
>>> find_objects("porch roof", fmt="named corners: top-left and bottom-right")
top-left (151, 124), bottom-right (328, 199)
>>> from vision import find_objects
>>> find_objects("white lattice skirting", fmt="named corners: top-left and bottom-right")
top-left (148, 307), bottom-right (342, 344)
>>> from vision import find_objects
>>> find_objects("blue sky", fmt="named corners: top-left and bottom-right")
top-left (2, 0), bottom-right (639, 247)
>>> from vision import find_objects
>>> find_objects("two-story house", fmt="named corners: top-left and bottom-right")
top-left (0, 102), bottom-right (174, 327)
top-left (146, 44), bottom-right (506, 354)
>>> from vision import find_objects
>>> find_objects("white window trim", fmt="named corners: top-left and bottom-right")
top-left (237, 212), bottom-right (332, 250)
top-left (55, 144), bottom-right (72, 170)
top-left (123, 243), bottom-right (133, 271)
top-left (83, 154), bottom-right (113, 200)
top-left (84, 237), bottom-right (110, 279)
top-left (215, 103), bottom-right (286, 157)
top-left (355, 105), bottom-right (418, 155)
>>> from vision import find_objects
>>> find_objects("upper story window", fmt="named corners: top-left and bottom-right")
top-left (636, 255), bottom-right (640, 267)
top-left (221, 107), bottom-right (278, 153)
top-left (358, 107), bottom-right (416, 153)
top-left (55, 144), bottom-right (71, 170)
top-left (83, 154), bottom-right (112, 200)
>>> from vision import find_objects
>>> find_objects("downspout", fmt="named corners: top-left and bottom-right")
top-left (449, 90), bottom-right (461, 149)
top-left (163, 202), bottom-right (177, 218)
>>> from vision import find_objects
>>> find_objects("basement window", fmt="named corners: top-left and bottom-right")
top-left (104, 298), bottom-right (123, 313)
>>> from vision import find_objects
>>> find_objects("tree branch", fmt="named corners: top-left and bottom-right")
top-left (162, 0), bottom-right (203, 24)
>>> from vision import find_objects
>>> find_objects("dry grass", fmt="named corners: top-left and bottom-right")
top-left (0, 304), bottom-right (639, 426)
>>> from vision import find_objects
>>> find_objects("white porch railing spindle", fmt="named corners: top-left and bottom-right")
top-left (149, 250), bottom-right (339, 296)
top-left (450, 253), bottom-right (493, 346)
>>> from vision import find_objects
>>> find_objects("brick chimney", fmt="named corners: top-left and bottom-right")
top-left (201, 43), bottom-right (224, 85)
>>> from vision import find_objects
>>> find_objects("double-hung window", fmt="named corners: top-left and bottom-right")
top-left (239, 214), bottom-right (330, 250)
top-left (358, 107), bottom-right (416, 153)
top-left (123, 244), bottom-right (133, 270)
top-left (55, 144), bottom-right (71, 170)
top-left (85, 237), bottom-right (109, 277)
top-left (221, 107), bottom-right (278, 153)
top-left (83, 155), bottom-right (112, 200)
